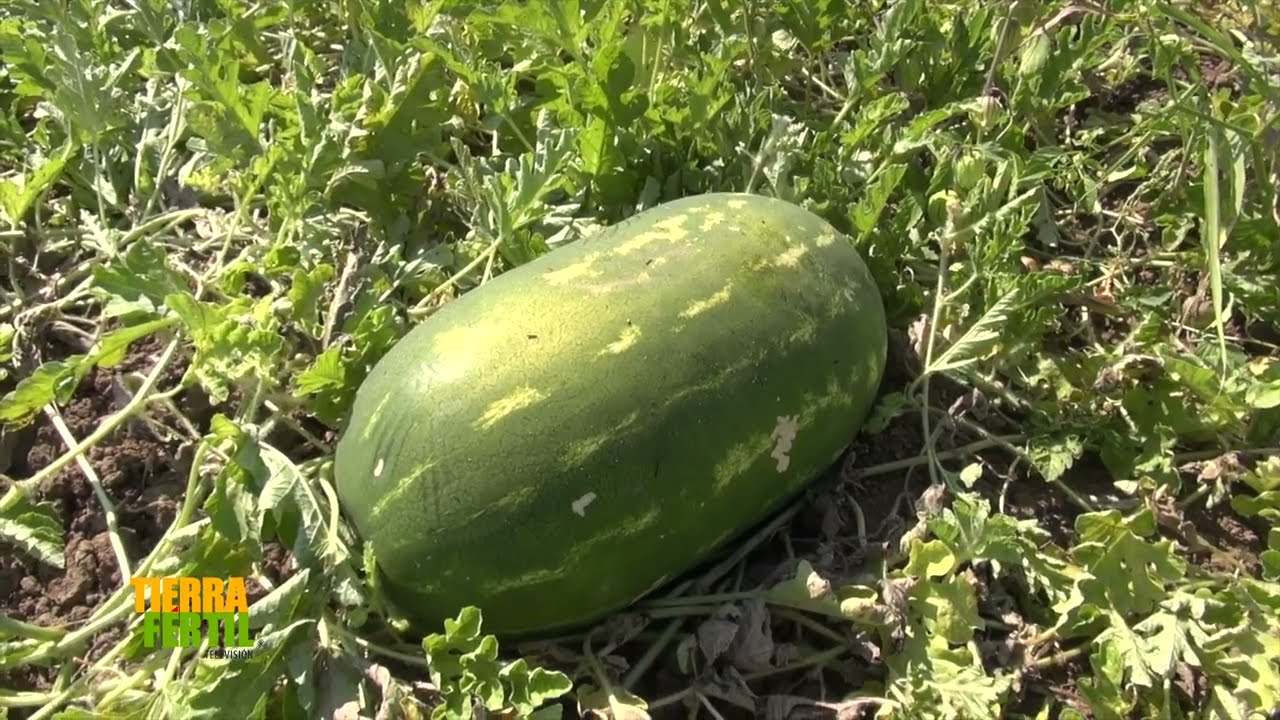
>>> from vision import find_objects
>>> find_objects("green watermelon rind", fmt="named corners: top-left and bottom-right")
top-left (334, 192), bottom-right (888, 637)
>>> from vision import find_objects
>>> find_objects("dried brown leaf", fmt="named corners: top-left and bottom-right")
top-left (697, 605), bottom-right (741, 664)
top-left (728, 598), bottom-right (775, 673)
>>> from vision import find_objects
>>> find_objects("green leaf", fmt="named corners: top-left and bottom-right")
top-left (164, 293), bottom-right (284, 404)
top-left (89, 318), bottom-right (173, 369)
top-left (423, 606), bottom-right (570, 718)
top-left (0, 141), bottom-right (76, 227)
top-left (927, 287), bottom-right (1020, 374)
top-left (853, 162), bottom-right (907, 236)
top-left (1247, 379), bottom-right (1280, 409)
top-left (1263, 529), bottom-right (1280, 581)
top-left (1231, 491), bottom-right (1280, 524)
top-left (906, 539), bottom-right (957, 578)
top-left (1241, 457), bottom-right (1280, 493)
top-left (92, 240), bottom-right (190, 316)
top-left (1028, 435), bottom-right (1085, 483)
top-left (760, 561), bottom-right (884, 624)
top-left (576, 684), bottom-right (652, 720)
top-left (0, 359), bottom-right (84, 425)
top-left (0, 493), bottom-right (64, 568)
top-left (913, 574), bottom-right (982, 645)
top-left (204, 462), bottom-right (260, 546)
top-left (285, 264), bottom-right (336, 338)
top-left (247, 568), bottom-right (313, 632)
top-left (500, 659), bottom-right (573, 717)
top-left (177, 619), bottom-right (315, 719)
top-left (1068, 509), bottom-right (1186, 619)
top-left (294, 348), bottom-right (346, 395)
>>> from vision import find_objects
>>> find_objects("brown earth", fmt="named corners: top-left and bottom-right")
top-left (0, 330), bottom-right (301, 714)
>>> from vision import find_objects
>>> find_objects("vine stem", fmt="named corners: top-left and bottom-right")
top-left (646, 644), bottom-right (852, 711)
top-left (43, 406), bottom-right (133, 580)
top-left (621, 617), bottom-right (685, 690)
top-left (16, 442), bottom-right (211, 720)
top-left (917, 198), bottom-right (960, 490)
top-left (331, 624), bottom-right (430, 668)
top-left (0, 614), bottom-right (66, 642)
top-left (21, 330), bottom-right (181, 492)
top-left (408, 236), bottom-right (504, 317)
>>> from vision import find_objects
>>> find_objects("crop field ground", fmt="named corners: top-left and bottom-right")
top-left (0, 0), bottom-right (1279, 718)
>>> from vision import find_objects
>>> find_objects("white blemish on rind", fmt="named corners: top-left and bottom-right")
top-left (599, 323), bottom-right (642, 355)
top-left (727, 200), bottom-right (747, 209)
top-left (572, 492), bottom-right (598, 516)
top-left (373, 458), bottom-right (385, 477)
top-left (700, 212), bottom-right (726, 231)
top-left (816, 231), bottom-right (837, 247)
top-left (474, 386), bottom-right (547, 430)
top-left (770, 415), bottom-right (800, 472)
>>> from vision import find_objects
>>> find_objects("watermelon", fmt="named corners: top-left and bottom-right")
top-left (334, 192), bottom-right (888, 637)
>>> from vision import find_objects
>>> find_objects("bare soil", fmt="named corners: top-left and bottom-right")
top-left (0, 337), bottom-right (189, 696)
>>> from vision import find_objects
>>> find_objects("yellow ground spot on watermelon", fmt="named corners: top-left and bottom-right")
top-left (561, 410), bottom-right (641, 467)
top-left (770, 415), bottom-right (800, 472)
top-left (772, 244), bottom-right (809, 268)
top-left (368, 458), bottom-right (440, 522)
top-left (613, 214), bottom-right (689, 255)
top-left (543, 251), bottom-right (604, 285)
top-left (571, 492), bottom-right (597, 516)
top-left (599, 322), bottom-right (642, 355)
top-left (678, 282), bottom-right (734, 319)
top-left (816, 230), bottom-right (838, 247)
top-left (474, 385), bottom-right (547, 430)
top-left (700, 211), bottom-right (727, 231)
top-left (727, 199), bottom-right (748, 209)
top-left (373, 458), bottom-right (385, 477)
top-left (360, 394), bottom-right (395, 440)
